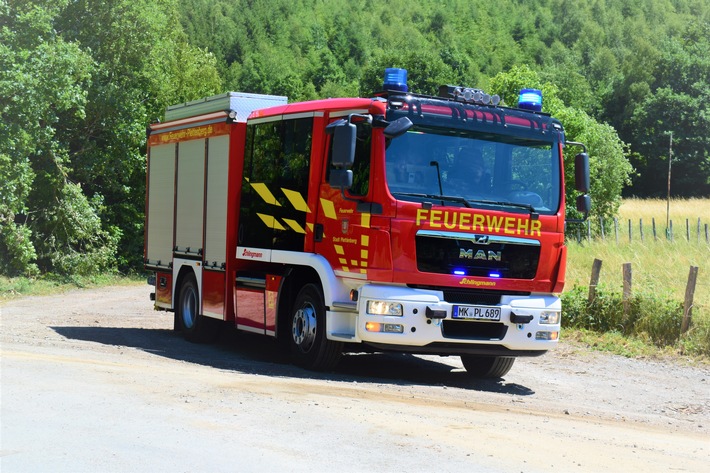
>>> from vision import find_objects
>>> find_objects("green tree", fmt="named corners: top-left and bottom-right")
top-left (0, 0), bottom-right (222, 277)
top-left (490, 66), bottom-right (632, 225)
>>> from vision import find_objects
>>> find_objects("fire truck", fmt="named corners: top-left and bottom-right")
top-left (145, 68), bottom-right (590, 377)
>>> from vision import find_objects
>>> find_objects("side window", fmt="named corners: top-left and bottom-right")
top-left (240, 117), bottom-right (313, 250)
top-left (327, 121), bottom-right (371, 197)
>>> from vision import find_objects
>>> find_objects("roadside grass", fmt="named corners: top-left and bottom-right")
top-left (0, 273), bottom-right (145, 303)
top-left (563, 198), bottom-right (710, 361)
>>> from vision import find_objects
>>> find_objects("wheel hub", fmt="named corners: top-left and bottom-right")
top-left (292, 303), bottom-right (317, 353)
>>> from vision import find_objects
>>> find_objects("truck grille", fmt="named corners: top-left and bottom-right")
top-left (415, 231), bottom-right (540, 279)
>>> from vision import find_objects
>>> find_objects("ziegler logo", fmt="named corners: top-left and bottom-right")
top-left (242, 249), bottom-right (264, 258)
top-left (459, 249), bottom-right (502, 261)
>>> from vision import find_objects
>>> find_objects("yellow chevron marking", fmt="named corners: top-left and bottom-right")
top-left (361, 235), bottom-right (369, 246)
top-left (257, 213), bottom-right (285, 230)
top-left (361, 213), bottom-right (370, 228)
top-left (320, 198), bottom-right (336, 219)
top-left (339, 258), bottom-right (347, 265)
top-left (361, 261), bottom-right (368, 268)
top-left (251, 183), bottom-right (281, 206)
top-left (282, 218), bottom-right (306, 234)
top-left (334, 244), bottom-right (345, 255)
top-left (282, 188), bottom-right (311, 213)
top-left (342, 266), bottom-right (350, 272)
top-left (350, 260), bottom-right (358, 266)
top-left (307, 223), bottom-right (314, 232)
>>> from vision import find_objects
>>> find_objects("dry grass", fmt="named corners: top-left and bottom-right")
top-left (619, 197), bottom-right (710, 221)
top-left (564, 198), bottom-right (710, 357)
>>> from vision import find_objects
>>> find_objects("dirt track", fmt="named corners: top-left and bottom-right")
top-left (1, 284), bottom-right (709, 472)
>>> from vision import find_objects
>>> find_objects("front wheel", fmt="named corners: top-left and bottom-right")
top-left (289, 284), bottom-right (342, 371)
top-left (461, 355), bottom-right (515, 378)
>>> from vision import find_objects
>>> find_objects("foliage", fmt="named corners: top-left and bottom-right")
top-left (489, 66), bottom-right (632, 224)
top-left (2, 0), bottom-right (710, 278)
top-left (0, 0), bottom-right (222, 276)
top-left (561, 284), bottom-right (708, 356)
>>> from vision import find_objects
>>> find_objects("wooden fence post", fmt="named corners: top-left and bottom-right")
top-left (588, 258), bottom-right (603, 303)
top-left (681, 266), bottom-right (699, 334)
top-left (686, 218), bottom-right (690, 242)
top-left (614, 218), bottom-right (619, 245)
top-left (640, 218), bottom-right (644, 242)
top-left (622, 263), bottom-right (632, 318)
top-left (628, 219), bottom-right (632, 242)
top-left (652, 217), bottom-right (657, 241)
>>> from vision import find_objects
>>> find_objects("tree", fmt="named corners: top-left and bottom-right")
top-left (0, 0), bottom-right (222, 277)
top-left (490, 66), bottom-right (632, 225)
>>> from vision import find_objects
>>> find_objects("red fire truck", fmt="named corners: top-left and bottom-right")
top-left (145, 68), bottom-right (590, 377)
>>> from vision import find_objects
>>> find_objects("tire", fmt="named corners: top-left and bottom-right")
top-left (177, 272), bottom-right (217, 343)
top-left (289, 284), bottom-right (342, 371)
top-left (461, 355), bottom-right (515, 378)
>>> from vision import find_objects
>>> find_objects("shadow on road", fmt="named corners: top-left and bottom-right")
top-left (51, 325), bottom-right (534, 396)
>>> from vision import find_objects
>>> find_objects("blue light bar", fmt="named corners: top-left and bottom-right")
top-left (384, 68), bottom-right (408, 92)
top-left (518, 88), bottom-right (542, 112)
top-left (453, 270), bottom-right (466, 276)
top-left (489, 272), bottom-right (501, 278)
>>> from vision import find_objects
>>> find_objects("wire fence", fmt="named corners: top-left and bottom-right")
top-left (570, 217), bottom-right (710, 244)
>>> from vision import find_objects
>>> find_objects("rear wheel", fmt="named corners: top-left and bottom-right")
top-left (461, 355), bottom-right (515, 378)
top-left (177, 272), bottom-right (217, 343)
top-left (289, 284), bottom-right (342, 371)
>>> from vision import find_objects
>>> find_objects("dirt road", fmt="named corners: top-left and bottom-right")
top-left (1, 285), bottom-right (708, 472)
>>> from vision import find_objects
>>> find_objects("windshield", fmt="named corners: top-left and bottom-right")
top-left (385, 127), bottom-right (561, 215)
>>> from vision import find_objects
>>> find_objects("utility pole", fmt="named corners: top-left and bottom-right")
top-left (666, 132), bottom-right (672, 239)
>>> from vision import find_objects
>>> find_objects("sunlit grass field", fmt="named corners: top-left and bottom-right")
top-left (566, 198), bottom-right (710, 299)
top-left (564, 198), bottom-right (710, 358)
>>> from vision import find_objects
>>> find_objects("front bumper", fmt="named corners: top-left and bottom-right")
top-left (329, 284), bottom-right (560, 357)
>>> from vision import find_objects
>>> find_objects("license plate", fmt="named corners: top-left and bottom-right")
top-left (452, 305), bottom-right (501, 321)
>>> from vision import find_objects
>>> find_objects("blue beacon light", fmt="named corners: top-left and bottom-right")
top-left (384, 68), bottom-right (408, 92)
top-left (518, 88), bottom-right (543, 112)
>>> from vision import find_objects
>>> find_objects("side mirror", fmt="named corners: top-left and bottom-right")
top-left (329, 169), bottom-right (353, 189)
top-left (576, 194), bottom-right (591, 217)
top-left (331, 122), bottom-right (356, 168)
top-left (383, 117), bottom-right (413, 139)
top-left (575, 152), bottom-right (590, 193)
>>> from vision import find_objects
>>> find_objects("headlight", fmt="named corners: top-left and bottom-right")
top-left (539, 311), bottom-right (560, 325)
top-left (366, 300), bottom-right (403, 316)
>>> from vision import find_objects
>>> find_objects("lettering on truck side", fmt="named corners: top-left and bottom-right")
top-left (415, 208), bottom-right (542, 236)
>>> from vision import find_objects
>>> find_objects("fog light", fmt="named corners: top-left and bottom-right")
top-left (536, 331), bottom-right (559, 341)
top-left (367, 300), bottom-right (403, 316)
top-left (365, 322), bottom-right (404, 333)
top-left (539, 311), bottom-right (561, 325)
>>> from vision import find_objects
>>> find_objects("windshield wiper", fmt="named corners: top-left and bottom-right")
top-left (391, 192), bottom-right (471, 208)
top-left (465, 199), bottom-right (540, 219)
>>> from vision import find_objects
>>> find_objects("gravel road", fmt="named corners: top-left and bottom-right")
top-left (1, 284), bottom-right (708, 472)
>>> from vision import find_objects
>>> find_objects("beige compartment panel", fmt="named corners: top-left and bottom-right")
top-left (146, 144), bottom-right (176, 266)
top-left (204, 135), bottom-right (230, 266)
top-left (175, 139), bottom-right (206, 252)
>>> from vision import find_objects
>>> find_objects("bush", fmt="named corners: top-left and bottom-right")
top-left (561, 284), bottom-right (708, 356)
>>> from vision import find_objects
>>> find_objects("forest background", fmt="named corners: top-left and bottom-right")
top-left (1, 0), bottom-right (709, 278)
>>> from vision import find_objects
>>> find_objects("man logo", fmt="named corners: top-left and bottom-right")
top-left (459, 248), bottom-right (502, 261)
